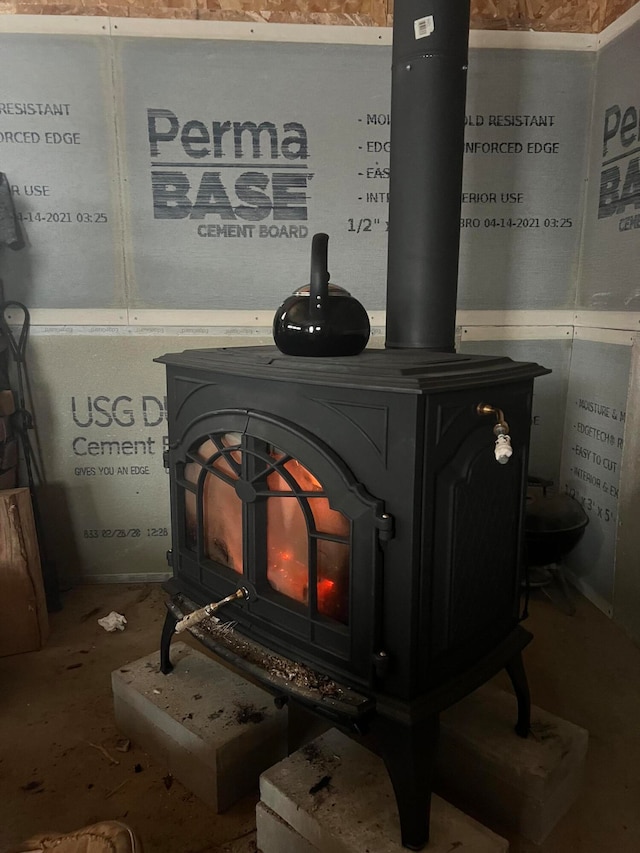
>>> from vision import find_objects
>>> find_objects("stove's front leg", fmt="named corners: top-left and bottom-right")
top-left (370, 712), bottom-right (440, 850)
top-left (160, 607), bottom-right (179, 674)
top-left (505, 650), bottom-right (531, 737)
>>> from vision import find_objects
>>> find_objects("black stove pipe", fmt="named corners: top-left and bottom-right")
top-left (385, 0), bottom-right (471, 352)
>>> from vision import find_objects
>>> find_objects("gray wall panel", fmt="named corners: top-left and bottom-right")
top-left (29, 335), bottom-right (173, 582)
top-left (613, 340), bottom-right (640, 642)
top-left (579, 20), bottom-right (640, 310)
top-left (0, 34), bottom-right (124, 308)
top-left (560, 339), bottom-right (631, 609)
top-left (116, 39), bottom-right (593, 312)
top-left (0, 32), bottom-right (594, 313)
top-left (459, 50), bottom-right (593, 310)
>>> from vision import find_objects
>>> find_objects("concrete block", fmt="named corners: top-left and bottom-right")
top-left (256, 802), bottom-right (317, 853)
top-left (437, 685), bottom-right (589, 844)
top-left (259, 728), bottom-right (509, 853)
top-left (112, 642), bottom-right (288, 812)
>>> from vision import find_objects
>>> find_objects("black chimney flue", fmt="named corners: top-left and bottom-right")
top-left (385, 0), bottom-right (471, 351)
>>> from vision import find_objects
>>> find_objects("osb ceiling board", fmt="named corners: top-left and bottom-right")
top-left (0, 0), bottom-right (639, 36)
top-left (603, 0), bottom-right (638, 27)
top-left (387, 0), bottom-right (637, 31)
top-left (469, 0), bottom-right (527, 29)
top-left (5, 0), bottom-right (386, 23)
top-left (521, 0), bottom-right (603, 31)
top-left (196, 1), bottom-right (386, 25)
top-left (386, 0), bottom-right (528, 30)
top-left (197, 0), bottom-right (385, 25)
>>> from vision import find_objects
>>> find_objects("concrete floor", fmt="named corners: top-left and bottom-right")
top-left (1, 582), bottom-right (639, 852)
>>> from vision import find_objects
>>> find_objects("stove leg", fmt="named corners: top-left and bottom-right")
top-left (371, 713), bottom-right (440, 850)
top-left (160, 608), bottom-right (178, 675)
top-left (505, 650), bottom-right (531, 737)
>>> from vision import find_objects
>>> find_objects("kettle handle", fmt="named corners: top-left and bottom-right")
top-left (310, 233), bottom-right (330, 301)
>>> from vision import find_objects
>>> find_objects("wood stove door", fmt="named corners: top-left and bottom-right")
top-left (169, 409), bottom-right (386, 689)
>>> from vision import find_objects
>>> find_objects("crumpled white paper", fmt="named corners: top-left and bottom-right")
top-left (98, 611), bottom-right (127, 632)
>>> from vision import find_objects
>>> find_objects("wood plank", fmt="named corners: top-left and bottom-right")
top-left (0, 488), bottom-right (49, 657)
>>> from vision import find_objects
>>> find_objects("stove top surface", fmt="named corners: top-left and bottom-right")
top-left (156, 345), bottom-right (550, 393)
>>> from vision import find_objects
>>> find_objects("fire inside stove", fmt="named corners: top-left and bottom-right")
top-left (183, 432), bottom-right (350, 624)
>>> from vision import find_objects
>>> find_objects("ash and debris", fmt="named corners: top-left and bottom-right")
top-left (197, 616), bottom-right (345, 700)
top-left (304, 746), bottom-right (341, 807)
top-left (530, 720), bottom-right (559, 742)
top-left (301, 740), bottom-right (342, 801)
top-left (21, 780), bottom-right (44, 793)
top-left (302, 742), bottom-right (321, 763)
top-left (233, 702), bottom-right (266, 725)
top-left (309, 774), bottom-right (331, 795)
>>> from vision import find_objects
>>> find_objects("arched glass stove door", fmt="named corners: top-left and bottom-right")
top-left (172, 410), bottom-right (386, 686)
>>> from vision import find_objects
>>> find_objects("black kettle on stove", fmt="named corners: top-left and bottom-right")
top-left (272, 232), bottom-right (370, 357)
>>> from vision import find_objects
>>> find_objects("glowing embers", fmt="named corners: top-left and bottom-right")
top-left (183, 434), bottom-right (350, 625)
top-left (266, 458), bottom-right (350, 624)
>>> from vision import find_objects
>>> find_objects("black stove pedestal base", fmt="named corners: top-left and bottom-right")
top-left (159, 600), bottom-right (532, 851)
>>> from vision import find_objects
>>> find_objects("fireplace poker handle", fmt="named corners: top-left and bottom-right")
top-left (174, 587), bottom-right (249, 634)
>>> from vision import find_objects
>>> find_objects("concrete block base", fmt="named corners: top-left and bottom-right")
top-left (258, 728), bottom-right (509, 853)
top-left (257, 802), bottom-right (317, 853)
top-left (437, 685), bottom-right (589, 843)
top-left (112, 641), bottom-right (288, 812)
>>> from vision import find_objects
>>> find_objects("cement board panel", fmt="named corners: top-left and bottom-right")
top-left (578, 20), bottom-right (640, 311)
top-left (560, 339), bottom-right (631, 610)
top-left (0, 32), bottom-right (593, 313)
top-left (27, 335), bottom-right (244, 582)
top-left (0, 34), bottom-right (124, 309)
top-left (613, 338), bottom-right (640, 642)
top-left (117, 39), bottom-right (593, 313)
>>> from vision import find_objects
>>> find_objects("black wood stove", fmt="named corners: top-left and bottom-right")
top-left (157, 1), bottom-right (550, 848)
